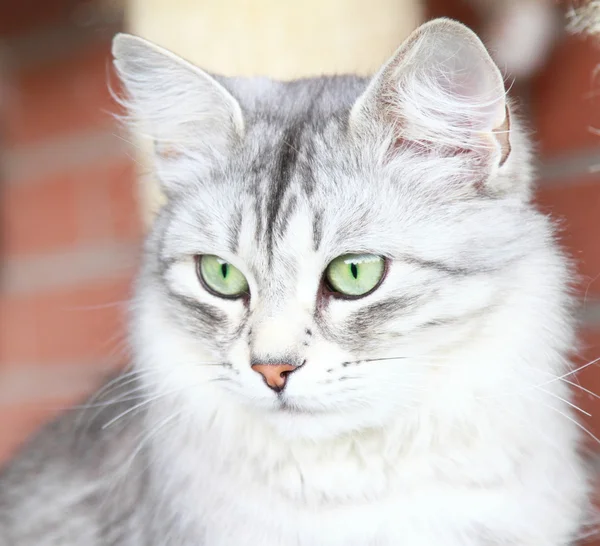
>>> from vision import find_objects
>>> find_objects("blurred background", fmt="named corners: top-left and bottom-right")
top-left (0, 0), bottom-right (598, 518)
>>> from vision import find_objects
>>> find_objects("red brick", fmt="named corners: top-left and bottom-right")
top-left (36, 275), bottom-right (133, 364)
top-left (75, 157), bottom-right (142, 243)
top-left (5, 42), bottom-right (121, 146)
top-left (3, 171), bottom-right (79, 256)
top-left (1, 274), bottom-right (133, 366)
top-left (536, 176), bottom-right (600, 298)
top-left (71, 156), bottom-right (142, 244)
top-left (4, 154), bottom-right (141, 256)
top-left (530, 33), bottom-right (600, 158)
top-left (0, 0), bottom-right (85, 38)
top-left (105, 159), bottom-right (143, 241)
top-left (0, 296), bottom-right (41, 365)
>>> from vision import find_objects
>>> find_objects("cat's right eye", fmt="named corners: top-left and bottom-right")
top-left (324, 254), bottom-right (386, 298)
top-left (196, 255), bottom-right (249, 299)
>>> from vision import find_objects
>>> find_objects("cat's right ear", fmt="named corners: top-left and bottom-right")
top-left (112, 34), bottom-right (244, 195)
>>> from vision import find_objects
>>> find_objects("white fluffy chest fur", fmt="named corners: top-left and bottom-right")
top-left (146, 386), bottom-right (588, 546)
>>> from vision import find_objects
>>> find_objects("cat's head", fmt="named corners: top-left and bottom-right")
top-left (115, 19), bottom-right (568, 440)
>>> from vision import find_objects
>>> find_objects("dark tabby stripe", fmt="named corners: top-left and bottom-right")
top-left (312, 210), bottom-right (323, 251)
top-left (349, 296), bottom-right (422, 332)
top-left (266, 123), bottom-right (303, 260)
top-left (403, 255), bottom-right (476, 276)
top-left (228, 206), bottom-right (243, 253)
top-left (169, 292), bottom-right (227, 328)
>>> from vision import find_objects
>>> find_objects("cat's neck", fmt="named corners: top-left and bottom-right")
top-left (142, 376), bottom-right (566, 510)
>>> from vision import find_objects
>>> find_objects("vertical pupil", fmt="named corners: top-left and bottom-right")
top-left (221, 263), bottom-right (229, 278)
top-left (350, 262), bottom-right (358, 279)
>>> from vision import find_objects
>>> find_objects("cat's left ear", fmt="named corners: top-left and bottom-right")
top-left (350, 18), bottom-right (511, 181)
top-left (112, 34), bottom-right (244, 196)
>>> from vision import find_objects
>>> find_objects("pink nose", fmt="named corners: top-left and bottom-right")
top-left (251, 363), bottom-right (297, 392)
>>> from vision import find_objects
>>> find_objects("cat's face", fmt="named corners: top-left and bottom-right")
top-left (116, 20), bottom-right (542, 439)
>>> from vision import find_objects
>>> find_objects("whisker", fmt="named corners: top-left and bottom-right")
top-left (538, 357), bottom-right (600, 387)
top-left (101, 388), bottom-right (182, 430)
top-left (85, 361), bottom-right (228, 408)
top-left (102, 407), bottom-right (187, 513)
top-left (83, 369), bottom-right (164, 408)
top-left (342, 355), bottom-right (450, 366)
top-left (536, 386), bottom-right (592, 417)
top-left (209, 376), bottom-right (238, 384)
top-left (99, 365), bottom-right (235, 430)
top-left (344, 356), bottom-right (409, 365)
top-left (527, 395), bottom-right (600, 447)
top-left (533, 368), bottom-right (600, 402)
top-left (72, 386), bottom-right (155, 410)
top-left (123, 409), bottom-right (185, 473)
top-left (562, 378), bottom-right (600, 401)
top-left (480, 357), bottom-right (600, 400)
top-left (194, 361), bottom-right (232, 368)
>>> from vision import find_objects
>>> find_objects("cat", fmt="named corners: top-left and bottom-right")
top-left (0, 17), bottom-right (593, 545)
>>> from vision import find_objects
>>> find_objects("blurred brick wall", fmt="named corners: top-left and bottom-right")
top-left (532, 31), bottom-right (600, 450)
top-left (0, 1), bottom-right (140, 463)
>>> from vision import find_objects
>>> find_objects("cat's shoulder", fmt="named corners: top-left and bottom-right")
top-left (0, 374), bottom-right (148, 544)
top-left (0, 373), bottom-right (146, 501)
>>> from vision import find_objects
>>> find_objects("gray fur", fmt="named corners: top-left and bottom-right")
top-left (0, 386), bottom-right (150, 545)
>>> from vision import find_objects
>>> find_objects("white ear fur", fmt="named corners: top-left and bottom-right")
top-left (351, 18), bottom-right (509, 168)
top-left (112, 33), bottom-right (244, 194)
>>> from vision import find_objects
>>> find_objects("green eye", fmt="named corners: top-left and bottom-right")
top-left (197, 255), bottom-right (249, 298)
top-left (325, 254), bottom-right (386, 297)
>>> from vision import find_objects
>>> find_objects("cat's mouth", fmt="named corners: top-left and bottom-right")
top-left (274, 397), bottom-right (329, 415)
top-left (276, 398), bottom-right (311, 414)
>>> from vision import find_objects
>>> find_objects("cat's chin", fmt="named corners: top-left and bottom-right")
top-left (260, 401), bottom-right (393, 441)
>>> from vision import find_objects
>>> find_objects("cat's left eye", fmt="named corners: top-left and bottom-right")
top-left (197, 255), bottom-right (249, 298)
top-left (324, 254), bottom-right (386, 298)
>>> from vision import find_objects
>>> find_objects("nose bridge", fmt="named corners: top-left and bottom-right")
top-left (250, 296), bottom-right (306, 354)
top-left (251, 309), bottom-right (303, 358)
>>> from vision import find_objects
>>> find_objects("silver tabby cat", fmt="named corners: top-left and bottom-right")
top-left (0, 18), bottom-right (593, 546)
